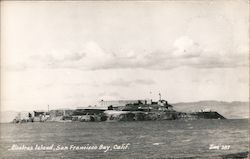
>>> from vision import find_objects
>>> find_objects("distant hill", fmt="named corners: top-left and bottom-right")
top-left (172, 101), bottom-right (249, 119)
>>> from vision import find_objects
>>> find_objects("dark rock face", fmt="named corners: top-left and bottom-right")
top-left (104, 111), bottom-right (226, 122)
top-left (190, 111), bottom-right (226, 119)
top-left (72, 109), bottom-right (105, 116)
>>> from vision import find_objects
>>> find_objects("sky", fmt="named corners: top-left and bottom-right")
top-left (1, 0), bottom-right (249, 111)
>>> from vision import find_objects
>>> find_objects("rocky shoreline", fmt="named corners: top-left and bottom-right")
top-left (13, 109), bottom-right (226, 123)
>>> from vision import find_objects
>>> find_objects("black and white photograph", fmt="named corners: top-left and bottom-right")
top-left (0, 1), bottom-right (249, 158)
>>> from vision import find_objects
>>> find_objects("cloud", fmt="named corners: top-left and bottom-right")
top-left (98, 91), bottom-right (122, 100)
top-left (4, 63), bottom-right (28, 72)
top-left (8, 38), bottom-right (248, 71)
top-left (106, 78), bottom-right (156, 87)
top-left (106, 79), bottom-right (132, 87)
top-left (184, 54), bottom-right (248, 69)
top-left (134, 79), bottom-right (156, 85)
top-left (173, 36), bottom-right (202, 58)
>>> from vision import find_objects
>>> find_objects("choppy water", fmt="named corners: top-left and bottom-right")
top-left (0, 119), bottom-right (249, 159)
